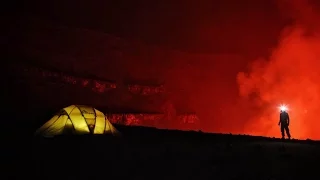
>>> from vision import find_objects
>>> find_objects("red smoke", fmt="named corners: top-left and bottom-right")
top-left (237, 0), bottom-right (320, 140)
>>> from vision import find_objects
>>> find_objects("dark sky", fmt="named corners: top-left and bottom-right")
top-left (8, 0), bottom-right (288, 55)
top-left (5, 0), bottom-right (303, 134)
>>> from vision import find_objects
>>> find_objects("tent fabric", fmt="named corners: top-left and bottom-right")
top-left (35, 105), bottom-right (119, 137)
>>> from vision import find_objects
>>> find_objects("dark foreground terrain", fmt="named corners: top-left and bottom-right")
top-left (6, 125), bottom-right (320, 180)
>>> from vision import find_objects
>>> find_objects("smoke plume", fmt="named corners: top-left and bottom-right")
top-left (237, 0), bottom-right (320, 139)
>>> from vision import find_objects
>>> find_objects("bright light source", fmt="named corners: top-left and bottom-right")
top-left (279, 105), bottom-right (288, 111)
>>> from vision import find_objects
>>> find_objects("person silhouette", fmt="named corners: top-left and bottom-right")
top-left (278, 107), bottom-right (291, 139)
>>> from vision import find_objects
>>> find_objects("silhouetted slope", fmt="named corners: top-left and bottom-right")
top-left (23, 126), bottom-right (320, 179)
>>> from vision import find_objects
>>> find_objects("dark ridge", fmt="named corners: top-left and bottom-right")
top-left (32, 124), bottom-right (320, 145)
top-left (9, 56), bottom-right (116, 83)
top-left (112, 124), bottom-right (320, 144)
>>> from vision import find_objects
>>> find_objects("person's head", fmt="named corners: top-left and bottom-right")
top-left (280, 109), bottom-right (289, 115)
top-left (279, 105), bottom-right (288, 113)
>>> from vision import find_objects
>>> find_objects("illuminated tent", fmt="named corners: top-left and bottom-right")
top-left (35, 105), bottom-right (119, 137)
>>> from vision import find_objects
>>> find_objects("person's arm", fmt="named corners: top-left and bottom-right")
top-left (287, 113), bottom-right (290, 125)
top-left (278, 114), bottom-right (281, 125)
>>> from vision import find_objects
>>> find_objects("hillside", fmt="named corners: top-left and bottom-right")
top-left (23, 126), bottom-right (320, 179)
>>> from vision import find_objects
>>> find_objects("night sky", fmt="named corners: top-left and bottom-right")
top-left (5, 0), bottom-right (320, 139)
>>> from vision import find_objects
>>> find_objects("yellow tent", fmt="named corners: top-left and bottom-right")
top-left (35, 105), bottom-right (119, 137)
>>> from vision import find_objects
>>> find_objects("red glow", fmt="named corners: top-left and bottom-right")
top-left (236, 1), bottom-right (320, 140)
top-left (237, 25), bottom-right (320, 139)
top-left (12, 0), bottom-right (320, 140)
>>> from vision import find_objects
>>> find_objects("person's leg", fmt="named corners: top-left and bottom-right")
top-left (281, 125), bottom-right (285, 139)
top-left (285, 126), bottom-right (291, 139)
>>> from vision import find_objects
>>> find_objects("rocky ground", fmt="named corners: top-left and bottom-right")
top-left (5, 126), bottom-right (320, 180)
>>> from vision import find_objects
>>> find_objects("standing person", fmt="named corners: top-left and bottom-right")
top-left (279, 107), bottom-right (291, 139)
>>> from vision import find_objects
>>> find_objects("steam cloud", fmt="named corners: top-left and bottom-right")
top-left (237, 0), bottom-right (320, 139)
